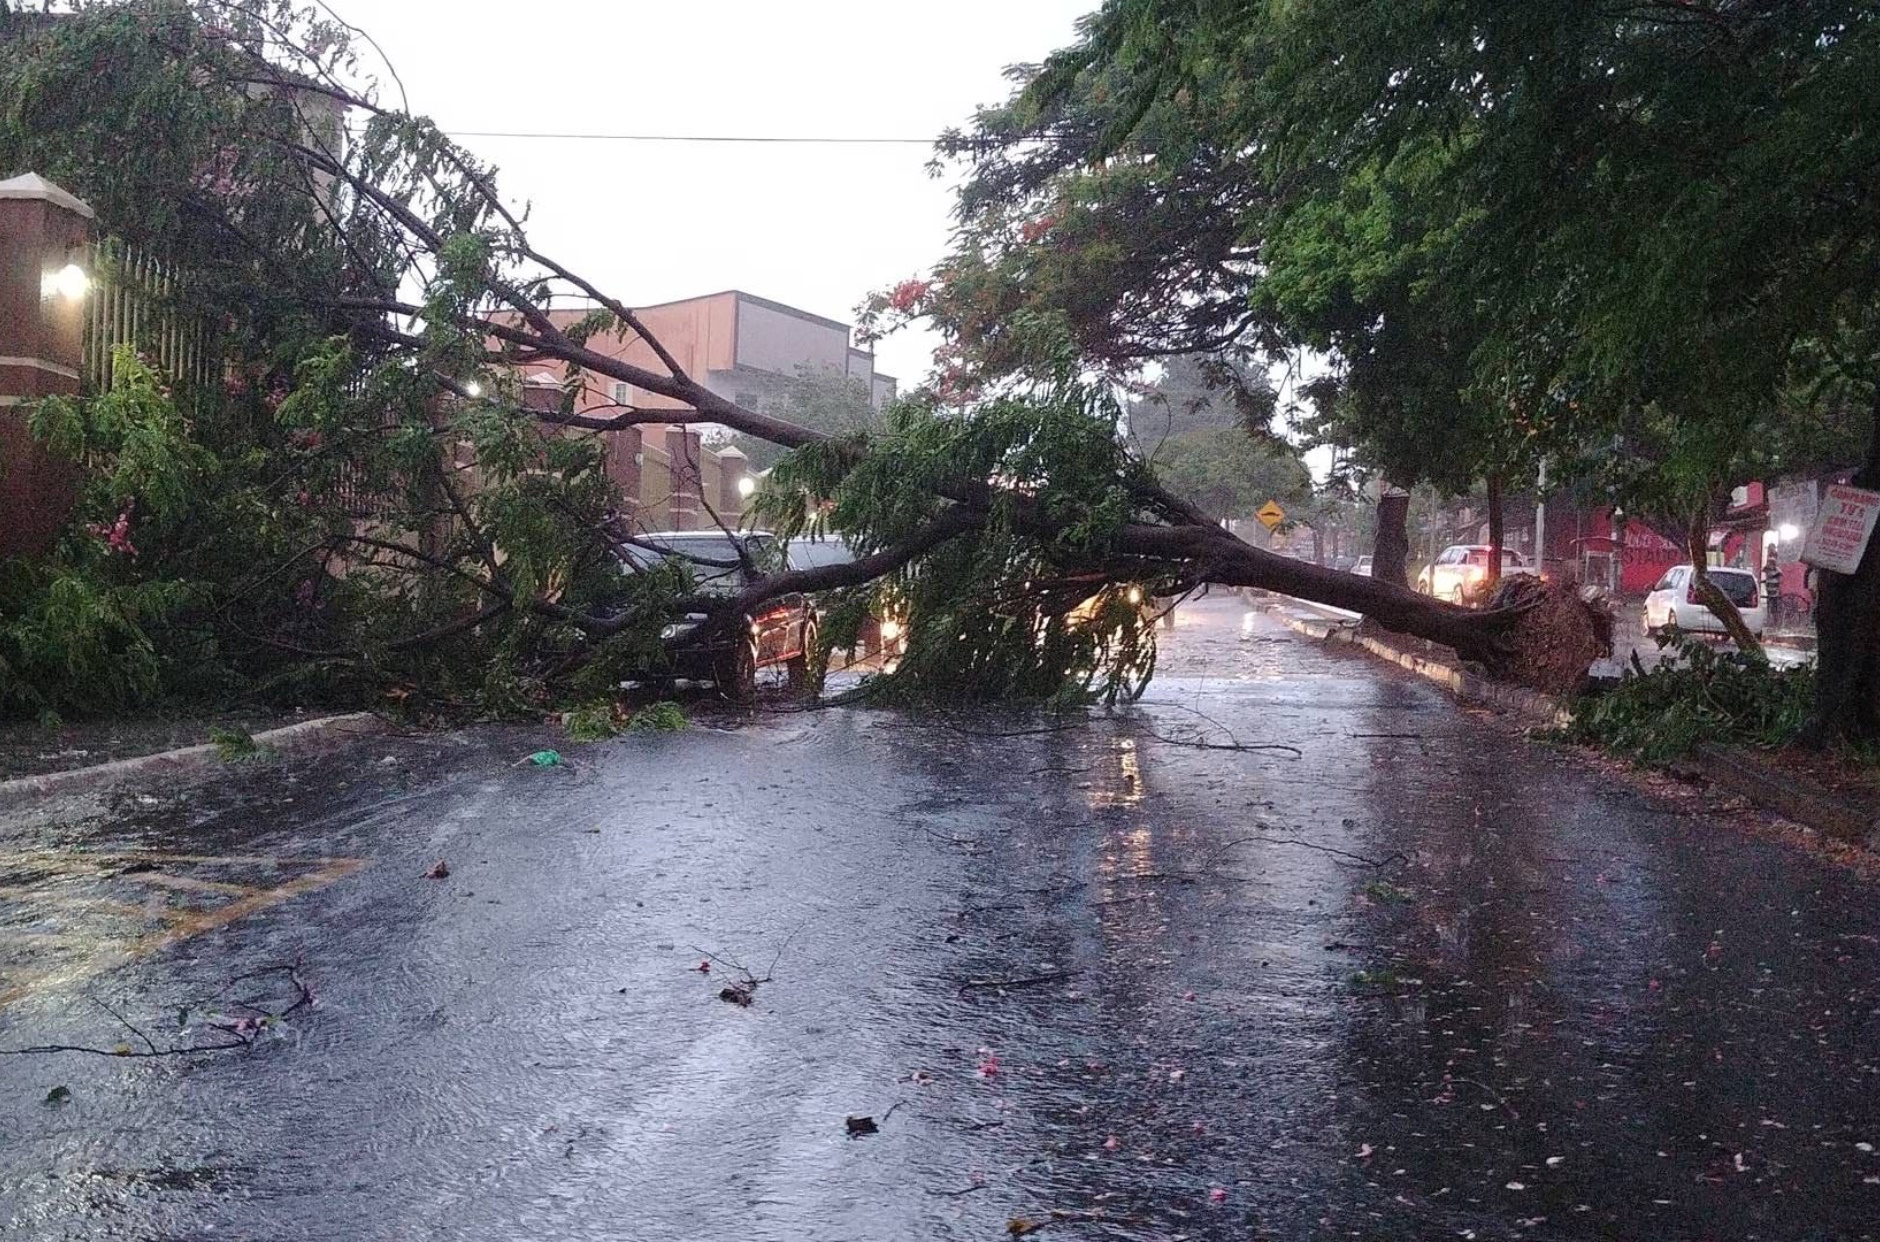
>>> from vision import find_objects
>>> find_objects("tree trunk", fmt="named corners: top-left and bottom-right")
top-left (1483, 473), bottom-right (1505, 600)
top-left (1800, 386), bottom-right (1880, 746)
top-left (1684, 514), bottom-right (1762, 655)
top-left (1373, 485), bottom-right (1410, 588)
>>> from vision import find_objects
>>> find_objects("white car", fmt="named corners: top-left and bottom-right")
top-left (1352, 556), bottom-right (1373, 577)
top-left (1416, 545), bottom-right (1532, 603)
top-left (1643, 565), bottom-right (1766, 637)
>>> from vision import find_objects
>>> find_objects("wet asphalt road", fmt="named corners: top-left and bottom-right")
top-left (1, 596), bottom-right (1877, 1241)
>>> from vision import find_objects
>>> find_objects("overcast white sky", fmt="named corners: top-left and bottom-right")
top-left (342, 0), bottom-right (1096, 388)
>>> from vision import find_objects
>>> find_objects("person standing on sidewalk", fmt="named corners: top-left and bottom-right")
top-left (1763, 544), bottom-right (1782, 613)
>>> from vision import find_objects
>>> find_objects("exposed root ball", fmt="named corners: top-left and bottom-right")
top-left (1483, 576), bottom-right (1614, 695)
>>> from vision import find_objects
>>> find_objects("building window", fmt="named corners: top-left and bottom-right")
top-left (611, 381), bottom-right (632, 406)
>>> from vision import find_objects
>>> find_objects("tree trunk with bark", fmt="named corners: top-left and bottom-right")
top-left (1685, 510), bottom-right (1763, 656)
top-left (1373, 486), bottom-right (1411, 588)
top-left (1483, 473), bottom-right (1505, 600)
top-left (1799, 386), bottom-right (1880, 746)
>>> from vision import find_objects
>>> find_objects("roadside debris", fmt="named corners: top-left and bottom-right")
top-left (424, 859), bottom-right (450, 879)
top-left (844, 1101), bottom-right (909, 1138)
top-left (1, 965), bottom-right (316, 1059)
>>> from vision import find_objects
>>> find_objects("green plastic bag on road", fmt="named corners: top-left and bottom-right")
top-left (525, 749), bottom-right (563, 767)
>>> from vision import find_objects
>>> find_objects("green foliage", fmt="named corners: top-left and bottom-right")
top-left (725, 365), bottom-right (881, 472)
top-left (1151, 428), bottom-right (1310, 523)
top-left (755, 384), bottom-right (1172, 706)
top-left (1565, 636), bottom-right (1815, 764)
top-left (561, 699), bottom-right (623, 742)
top-left (1363, 880), bottom-right (1413, 904)
top-left (208, 724), bottom-right (264, 761)
top-left (627, 701), bottom-right (689, 734)
top-left (0, 4), bottom-right (692, 722)
top-left (0, 561), bottom-right (198, 716)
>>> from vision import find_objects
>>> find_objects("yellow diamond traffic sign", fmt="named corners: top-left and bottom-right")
top-left (1256, 500), bottom-right (1287, 531)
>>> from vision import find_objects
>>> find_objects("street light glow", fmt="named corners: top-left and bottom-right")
top-left (463, 380), bottom-right (482, 398)
top-left (736, 475), bottom-right (756, 498)
top-left (42, 262), bottom-right (89, 300)
top-left (1778, 522), bottom-right (1801, 542)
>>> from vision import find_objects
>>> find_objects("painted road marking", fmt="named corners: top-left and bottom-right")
top-left (0, 850), bottom-right (366, 1011)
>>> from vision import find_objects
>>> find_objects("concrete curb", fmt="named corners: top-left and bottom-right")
top-left (0, 712), bottom-right (387, 811)
top-left (1266, 604), bottom-right (1571, 728)
top-left (1676, 743), bottom-right (1879, 849)
top-left (1262, 597), bottom-right (1877, 852)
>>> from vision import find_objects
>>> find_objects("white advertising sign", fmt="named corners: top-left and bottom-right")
top-left (1800, 484), bottom-right (1880, 575)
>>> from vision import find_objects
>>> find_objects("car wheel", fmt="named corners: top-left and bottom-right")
top-left (714, 638), bottom-right (758, 703)
top-left (786, 621), bottom-right (822, 698)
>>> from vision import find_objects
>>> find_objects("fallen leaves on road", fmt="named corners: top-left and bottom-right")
top-left (1008, 1209), bottom-right (1143, 1235)
top-left (424, 859), bottom-right (449, 879)
top-left (42, 1086), bottom-right (69, 1107)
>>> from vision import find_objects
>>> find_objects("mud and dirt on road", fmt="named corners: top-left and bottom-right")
top-left (1, 595), bottom-right (1876, 1240)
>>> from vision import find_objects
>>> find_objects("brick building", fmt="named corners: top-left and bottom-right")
top-left (538, 290), bottom-right (895, 532)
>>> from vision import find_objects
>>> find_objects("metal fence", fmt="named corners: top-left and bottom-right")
top-left (80, 237), bottom-right (217, 394)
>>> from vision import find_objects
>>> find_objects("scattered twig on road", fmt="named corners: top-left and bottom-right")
top-left (928, 1182), bottom-right (988, 1198)
top-left (1135, 724), bottom-right (1304, 757)
top-left (0, 964), bottom-right (315, 1059)
top-left (89, 996), bottom-right (158, 1056)
top-left (931, 719), bottom-right (1088, 739)
top-left (693, 921), bottom-right (809, 1008)
top-left (1008, 1208), bottom-right (1150, 1236)
top-left (1212, 834), bottom-right (1407, 870)
top-left (958, 970), bottom-right (1079, 994)
top-left (1451, 1076), bottom-right (1520, 1120)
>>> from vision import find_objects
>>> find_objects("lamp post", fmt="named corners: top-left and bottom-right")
top-left (1, 173), bottom-right (95, 558)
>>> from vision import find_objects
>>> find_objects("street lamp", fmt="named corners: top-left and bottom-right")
top-left (462, 380), bottom-right (482, 398)
top-left (41, 261), bottom-right (89, 301)
top-left (736, 475), bottom-right (756, 498)
top-left (1778, 522), bottom-right (1801, 543)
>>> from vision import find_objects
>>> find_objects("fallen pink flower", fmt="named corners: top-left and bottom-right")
top-left (694, 960), bottom-right (711, 974)
top-left (1103, 1135), bottom-right (1120, 1151)
top-left (1209, 1187), bottom-right (1228, 1203)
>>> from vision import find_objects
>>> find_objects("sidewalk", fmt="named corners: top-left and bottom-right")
top-left (0, 711), bottom-right (386, 812)
top-left (1254, 593), bottom-right (1877, 852)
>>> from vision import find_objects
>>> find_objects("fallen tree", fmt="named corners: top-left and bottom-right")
top-left (0, 0), bottom-right (1607, 716)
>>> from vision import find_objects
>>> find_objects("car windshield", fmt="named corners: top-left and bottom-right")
top-left (622, 535), bottom-right (771, 593)
top-left (786, 537), bottom-right (856, 571)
